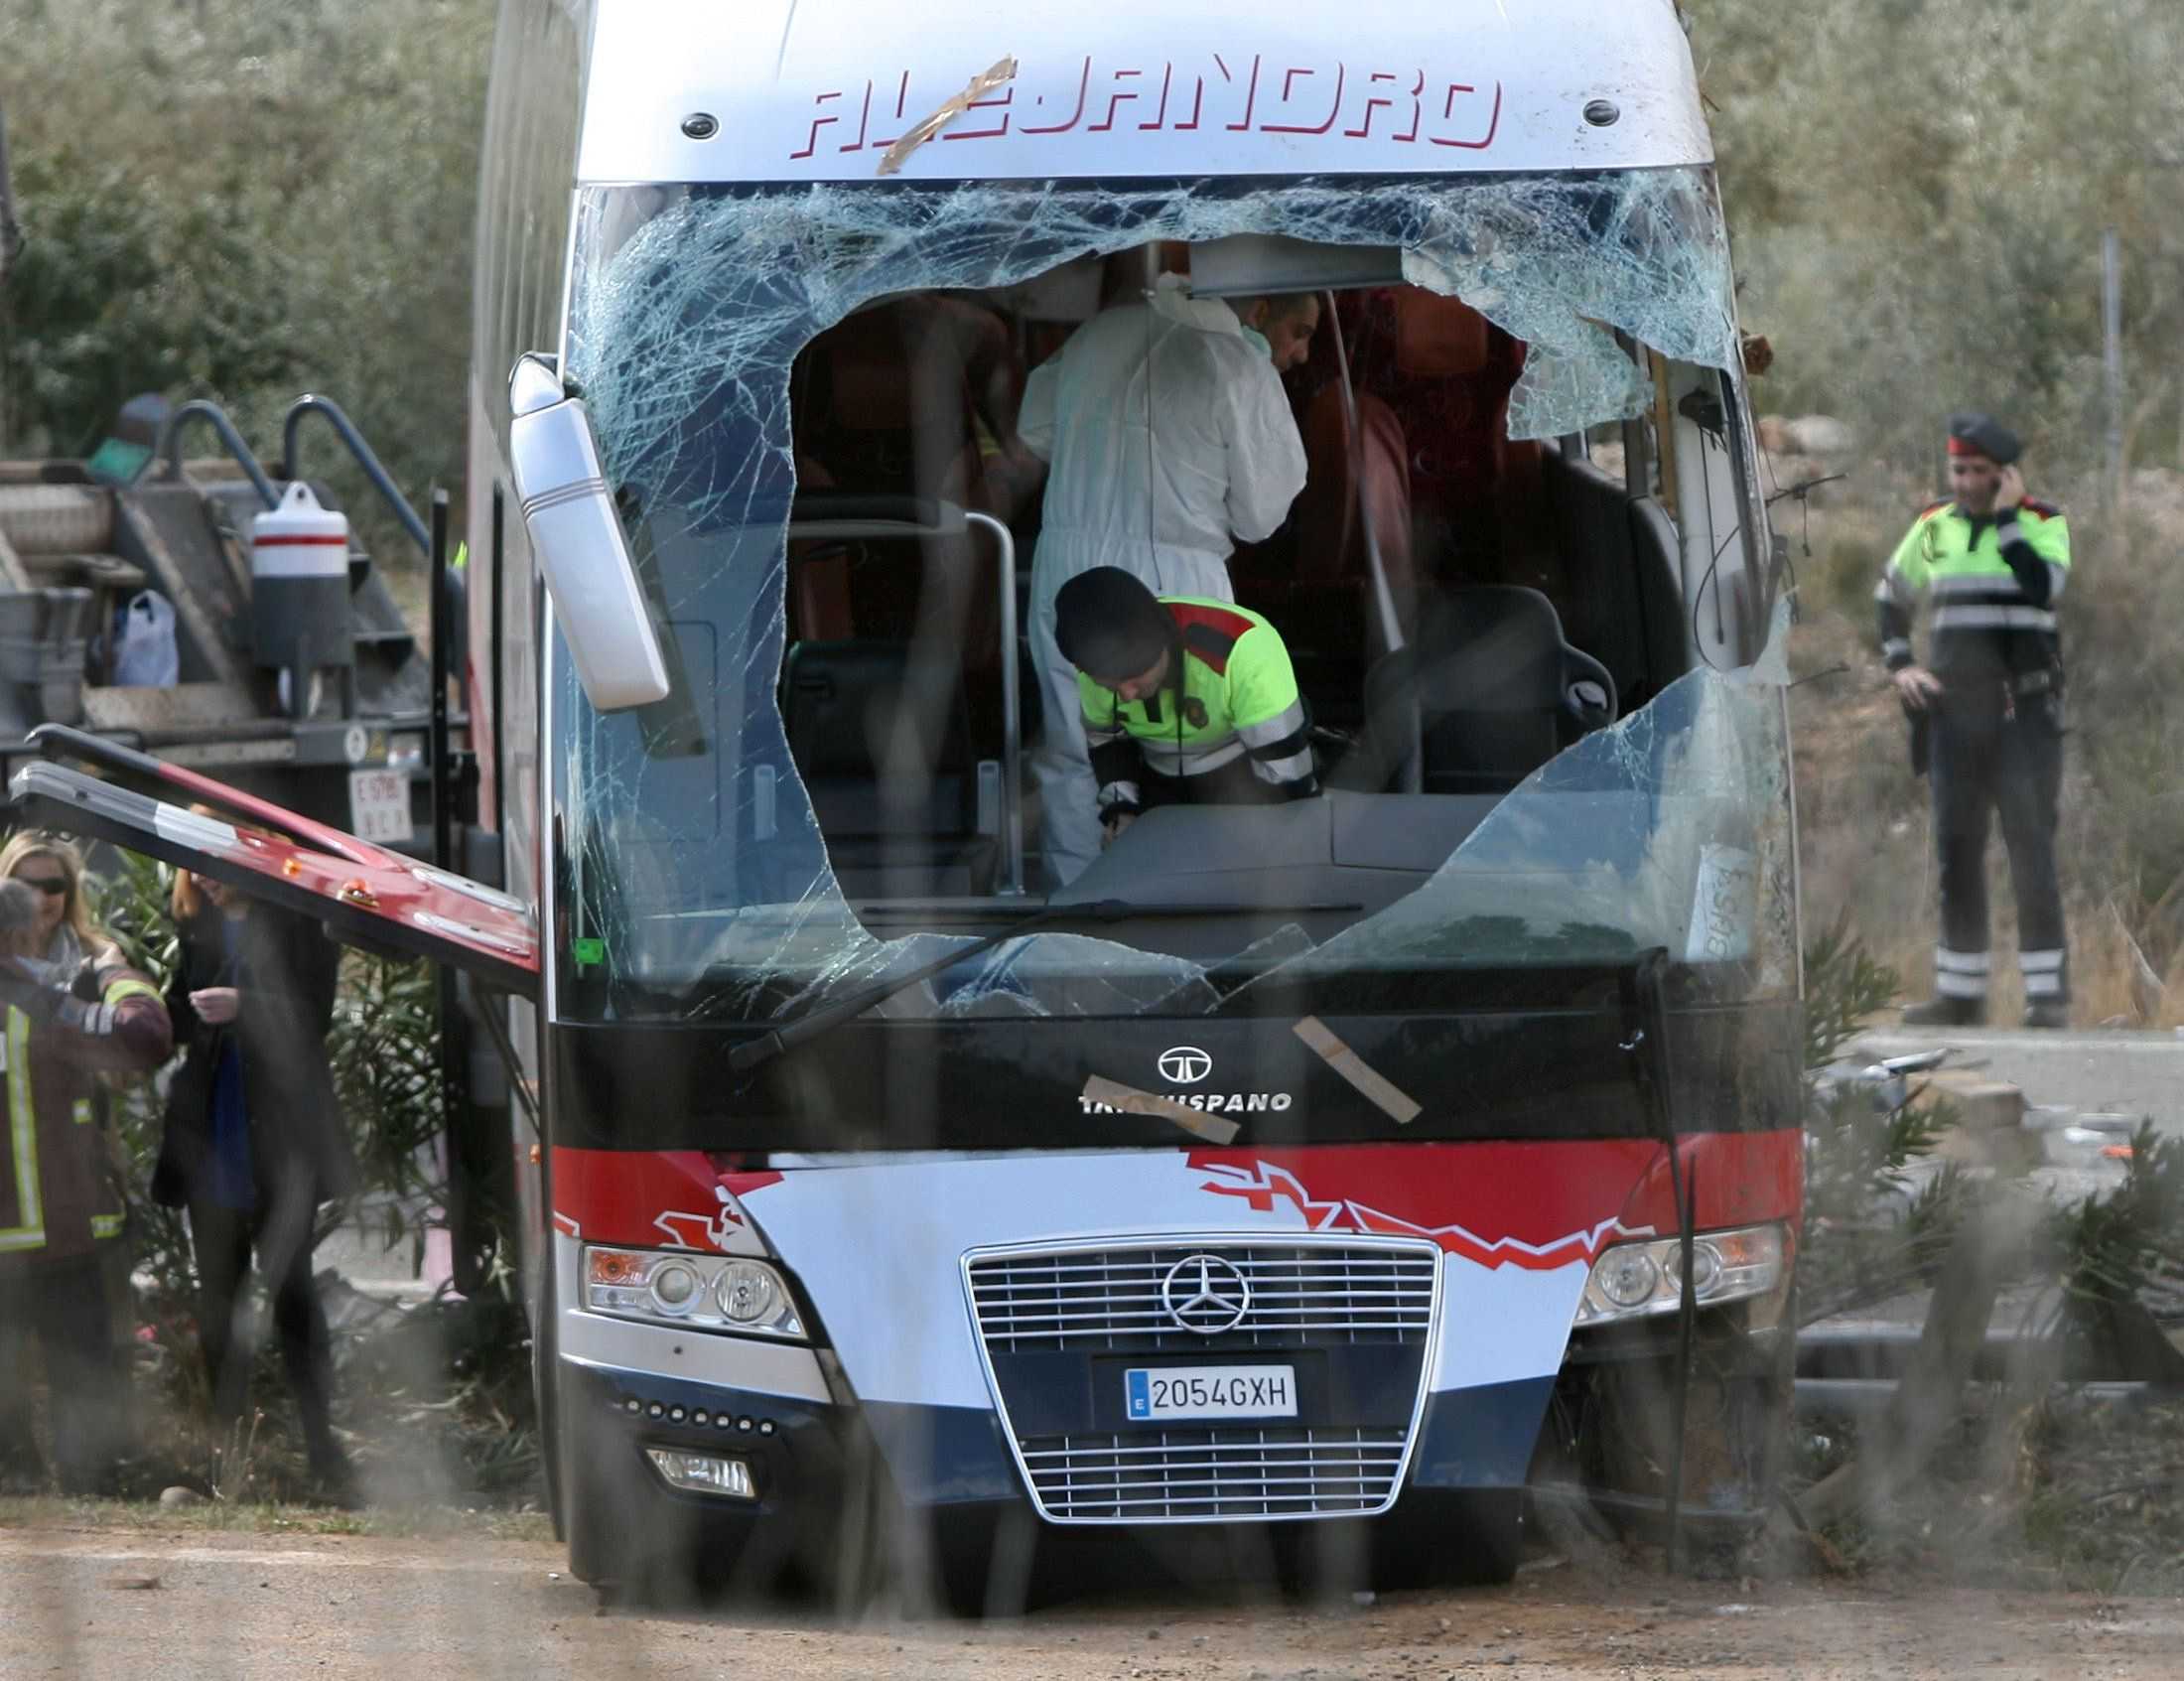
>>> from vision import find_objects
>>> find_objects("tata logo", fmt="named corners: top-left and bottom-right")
top-left (1158, 1046), bottom-right (1213, 1085)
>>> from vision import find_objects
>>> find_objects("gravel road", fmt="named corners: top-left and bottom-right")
top-left (3, 1523), bottom-right (2176, 1680)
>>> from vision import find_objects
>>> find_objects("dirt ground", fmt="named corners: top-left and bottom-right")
top-left (3, 1521), bottom-right (2179, 1681)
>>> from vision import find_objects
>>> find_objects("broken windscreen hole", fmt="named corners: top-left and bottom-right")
top-left (550, 169), bottom-right (1789, 1026)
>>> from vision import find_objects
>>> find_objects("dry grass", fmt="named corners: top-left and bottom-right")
top-left (0, 1494), bottom-right (553, 1542)
top-left (1784, 461), bottom-right (2184, 1028)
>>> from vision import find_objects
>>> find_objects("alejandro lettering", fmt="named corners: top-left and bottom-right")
top-left (789, 54), bottom-right (1501, 161)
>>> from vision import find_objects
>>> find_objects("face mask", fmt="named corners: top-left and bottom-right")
top-left (1239, 325), bottom-right (1273, 361)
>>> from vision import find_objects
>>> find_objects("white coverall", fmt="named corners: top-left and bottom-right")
top-left (1018, 277), bottom-right (1309, 884)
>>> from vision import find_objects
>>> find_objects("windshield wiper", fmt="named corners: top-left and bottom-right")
top-left (727, 897), bottom-right (1359, 1074)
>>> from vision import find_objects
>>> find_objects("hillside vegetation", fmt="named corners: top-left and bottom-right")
top-left (0, 0), bottom-right (492, 553)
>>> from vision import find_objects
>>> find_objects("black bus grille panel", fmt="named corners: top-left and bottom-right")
top-left (967, 1244), bottom-right (1436, 1353)
top-left (1022, 1428), bottom-right (1409, 1520)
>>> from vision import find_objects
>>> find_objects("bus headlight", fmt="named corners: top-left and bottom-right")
top-left (717, 1260), bottom-right (779, 1325)
top-left (1573, 1224), bottom-right (1787, 1327)
top-left (583, 1246), bottom-right (807, 1340)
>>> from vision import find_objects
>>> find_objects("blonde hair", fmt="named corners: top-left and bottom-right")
top-left (0, 832), bottom-right (118, 965)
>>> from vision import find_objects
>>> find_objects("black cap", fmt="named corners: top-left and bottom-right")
top-left (1947, 412), bottom-right (2021, 466)
top-left (1053, 568), bottom-right (1174, 681)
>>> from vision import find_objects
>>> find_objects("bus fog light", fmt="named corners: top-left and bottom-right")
top-left (1575, 1224), bottom-right (1788, 1327)
top-left (645, 1448), bottom-right (755, 1499)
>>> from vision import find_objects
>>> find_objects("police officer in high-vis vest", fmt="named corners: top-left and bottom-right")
top-left (1053, 566), bottom-right (1319, 847)
top-left (1878, 413), bottom-right (2072, 1029)
top-left (0, 877), bottom-right (173, 1492)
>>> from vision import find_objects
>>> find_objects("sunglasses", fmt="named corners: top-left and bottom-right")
top-left (12, 876), bottom-right (68, 898)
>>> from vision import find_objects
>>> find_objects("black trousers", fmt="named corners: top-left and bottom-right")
top-left (0, 1252), bottom-right (132, 1491)
top-left (1929, 688), bottom-right (2068, 1003)
top-left (189, 1197), bottom-right (340, 1467)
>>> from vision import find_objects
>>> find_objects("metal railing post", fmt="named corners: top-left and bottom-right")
top-left (966, 510), bottom-right (1024, 897)
top-left (430, 489), bottom-right (454, 871)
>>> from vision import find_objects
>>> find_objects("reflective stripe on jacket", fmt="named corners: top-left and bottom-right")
top-left (1077, 596), bottom-right (1317, 813)
top-left (0, 963), bottom-right (173, 1264)
top-left (1875, 497), bottom-right (2071, 678)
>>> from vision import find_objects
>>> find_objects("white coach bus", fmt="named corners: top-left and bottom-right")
top-left (19, 0), bottom-right (1803, 1605)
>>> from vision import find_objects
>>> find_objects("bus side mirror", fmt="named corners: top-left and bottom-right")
top-left (507, 353), bottom-right (671, 711)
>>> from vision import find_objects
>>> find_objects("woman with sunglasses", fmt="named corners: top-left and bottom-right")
top-left (155, 851), bottom-right (357, 1501)
top-left (0, 838), bottom-right (173, 1493)
top-left (0, 832), bottom-right (122, 975)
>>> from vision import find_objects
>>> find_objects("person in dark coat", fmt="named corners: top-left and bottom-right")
top-left (155, 862), bottom-right (357, 1495)
top-left (0, 873), bottom-right (173, 1493)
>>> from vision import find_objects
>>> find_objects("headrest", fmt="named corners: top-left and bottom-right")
top-left (1393, 291), bottom-right (1491, 378)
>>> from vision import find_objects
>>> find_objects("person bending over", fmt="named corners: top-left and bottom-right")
top-left (1052, 566), bottom-right (1319, 848)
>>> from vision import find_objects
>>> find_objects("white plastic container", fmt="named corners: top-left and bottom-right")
top-left (250, 482), bottom-right (352, 689)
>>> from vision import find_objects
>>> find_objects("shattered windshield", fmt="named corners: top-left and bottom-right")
top-left (554, 170), bottom-right (1787, 1026)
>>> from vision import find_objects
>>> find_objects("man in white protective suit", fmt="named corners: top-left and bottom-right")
top-left (1019, 274), bottom-right (1315, 885)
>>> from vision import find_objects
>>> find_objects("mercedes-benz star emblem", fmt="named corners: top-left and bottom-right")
top-left (1161, 1254), bottom-right (1251, 1335)
top-left (1158, 1045), bottom-right (1212, 1084)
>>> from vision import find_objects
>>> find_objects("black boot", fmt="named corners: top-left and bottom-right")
top-left (1901, 995), bottom-right (1986, 1028)
top-left (2022, 1002), bottom-right (2070, 1030)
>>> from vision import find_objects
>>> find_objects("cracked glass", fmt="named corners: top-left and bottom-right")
top-left (550, 169), bottom-right (1786, 1026)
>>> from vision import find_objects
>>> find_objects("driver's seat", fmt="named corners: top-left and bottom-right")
top-left (1331, 586), bottom-right (1617, 795)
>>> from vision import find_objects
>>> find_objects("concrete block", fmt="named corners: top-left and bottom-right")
top-left (1912, 1071), bottom-right (2038, 1173)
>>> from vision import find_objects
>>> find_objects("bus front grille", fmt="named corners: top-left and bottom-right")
top-left (965, 1241), bottom-right (1437, 1354)
top-left (1018, 1426), bottom-right (1409, 1521)
top-left (964, 1236), bottom-right (1441, 1525)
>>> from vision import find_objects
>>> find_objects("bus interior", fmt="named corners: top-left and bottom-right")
top-left (775, 244), bottom-right (1696, 950)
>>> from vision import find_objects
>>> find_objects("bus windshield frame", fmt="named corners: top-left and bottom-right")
top-left (550, 169), bottom-right (1790, 1031)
